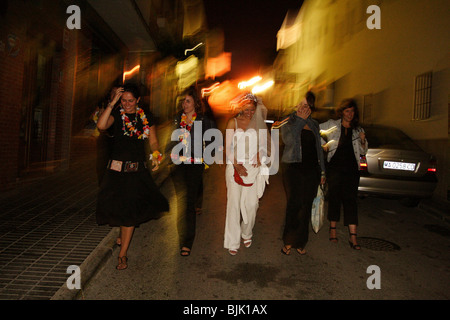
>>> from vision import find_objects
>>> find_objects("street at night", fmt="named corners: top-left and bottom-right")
top-left (60, 161), bottom-right (450, 301)
top-left (1, 0), bottom-right (449, 311)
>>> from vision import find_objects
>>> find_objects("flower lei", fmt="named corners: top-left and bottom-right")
top-left (120, 107), bottom-right (150, 139)
top-left (179, 112), bottom-right (197, 145)
top-left (172, 112), bottom-right (209, 169)
top-left (150, 150), bottom-right (163, 163)
top-left (180, 112), bottom-right (197, 131)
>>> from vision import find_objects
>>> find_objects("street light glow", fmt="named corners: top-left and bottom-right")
top-left (123, 65), bottom-right (140, 83)
top-left (238, 76), bottom-right (262, 89)
top-left (185, 42), bottom-right (204, 56)
top-left (201, 82), bottom-right (220, 97)
top-left (251, 80), bottom-right (274, 94)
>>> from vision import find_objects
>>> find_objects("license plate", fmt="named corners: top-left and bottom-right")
top-left (383, 161), bottom-right (415, 171)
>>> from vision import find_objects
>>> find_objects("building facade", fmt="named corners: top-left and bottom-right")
top-left (275, 0), bottom-right (450, 201)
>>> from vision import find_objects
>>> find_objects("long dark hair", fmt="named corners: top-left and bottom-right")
top-left (336, 98), bottom-right (360, 128)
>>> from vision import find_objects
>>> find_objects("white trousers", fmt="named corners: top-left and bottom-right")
top-left (224, 164), bottom-right (259, 250)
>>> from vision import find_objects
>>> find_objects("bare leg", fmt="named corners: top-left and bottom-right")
top-left (117, 226), bottom-right (134, 269)
top-left (116, 229), bottom-right (122, 246)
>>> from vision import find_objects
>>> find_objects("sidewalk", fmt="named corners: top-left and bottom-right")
top-left (0, 156), bottom-right (114, 299)
top-left (0, 123), bottom-right (174, 300)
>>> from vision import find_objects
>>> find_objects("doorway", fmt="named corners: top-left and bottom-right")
top-left (19, 45), bottom-right (54, 174)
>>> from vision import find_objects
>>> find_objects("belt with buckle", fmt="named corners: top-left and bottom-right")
top-left (107, 160), bottom-right (147, 173)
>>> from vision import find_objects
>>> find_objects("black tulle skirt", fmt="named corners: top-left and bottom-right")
top-left (96, 168), bottom-right (169, 227)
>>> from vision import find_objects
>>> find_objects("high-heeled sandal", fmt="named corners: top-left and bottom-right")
top-left (116, 256), bottom-right (128, 270)
top-left (228, 249), bottom-right (238, 256)
top-left (243, 239), bottom-right (252, 248)
top-left (348, 233), bottom-right (361, 250)
top-left (329, 227), bottom-right (338, 243)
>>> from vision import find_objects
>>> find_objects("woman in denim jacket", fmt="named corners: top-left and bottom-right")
top-left (319, 99), bottom-right (368, 250)
top-left (275, 91), bottom-right (326, 255)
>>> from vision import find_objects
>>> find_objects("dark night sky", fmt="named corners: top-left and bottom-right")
top-left (203, 0), bottom-right (304, 80)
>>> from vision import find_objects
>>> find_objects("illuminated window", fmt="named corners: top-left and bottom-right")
top-left (413, 71), bottom-right (432, 120)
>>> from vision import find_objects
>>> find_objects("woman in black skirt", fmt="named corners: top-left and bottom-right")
top-left (96, 84), bottom-right (169, 270)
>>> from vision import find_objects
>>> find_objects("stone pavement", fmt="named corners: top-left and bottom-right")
top-left (0, 156), bottom-right (113, 300)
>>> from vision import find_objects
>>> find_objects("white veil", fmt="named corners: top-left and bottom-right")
top-left (248, 95), bottom-right (271, 159)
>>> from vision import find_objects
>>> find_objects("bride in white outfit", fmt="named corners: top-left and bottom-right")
top-left (224, 93), bottom-right (270, 255)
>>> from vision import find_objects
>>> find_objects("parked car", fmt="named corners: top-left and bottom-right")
top-left (358, 125), bottom-right (437, 206)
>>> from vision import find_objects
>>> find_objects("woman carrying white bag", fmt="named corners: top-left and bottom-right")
top-left (274, 91), bottom-right (326, 256)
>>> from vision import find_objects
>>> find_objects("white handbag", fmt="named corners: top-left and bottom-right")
top-left (311, 185), bottom-right (326, 233)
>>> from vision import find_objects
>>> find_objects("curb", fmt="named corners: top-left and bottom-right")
top-left (50, 168), bottom-right (170, 300)
top-left (51, 227), bottom-right (119, 300)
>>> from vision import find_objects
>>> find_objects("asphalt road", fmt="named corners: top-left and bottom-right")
top-left (74, 163), bottom-right (450, 303)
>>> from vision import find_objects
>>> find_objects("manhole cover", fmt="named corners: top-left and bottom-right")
top-left (357, 237), bottom-right (401, 251)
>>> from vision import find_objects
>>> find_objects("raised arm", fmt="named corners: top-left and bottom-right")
top-left (97, 87), bottom-right (123, 130)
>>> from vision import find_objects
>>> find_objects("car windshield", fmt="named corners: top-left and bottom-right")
top-left (364, 126), bottom-right (422, 151)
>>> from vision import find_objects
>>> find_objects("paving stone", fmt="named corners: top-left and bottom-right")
top-left (0, 157), bottom-right (112, 300)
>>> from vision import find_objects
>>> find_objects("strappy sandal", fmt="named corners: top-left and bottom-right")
top-left (296, 248), bottom-right (306, 255)
top-left (116, 256), bottom-right (128, 270)
top-left (180, 247), bottom-right (191, 256)
top-left (348, 233), bottom-right (361, 250)
top-left (281, 245), bottom-right (291, 255)
top-left (329, 227), bottom-right (338, 243)
top-left (228, 249), bottom-right (238, 256)
top-left (243, 239), bottom-right (252, 248)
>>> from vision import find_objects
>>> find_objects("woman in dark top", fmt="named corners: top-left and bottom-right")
top-left (275, 91), bottom-right (326, 255)
top-left (319, 99), bottom-right (368, 250)
top-left (168, 86), bottom-right (215, 257)
top-left (96, 84), bottom-right (169, 270)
